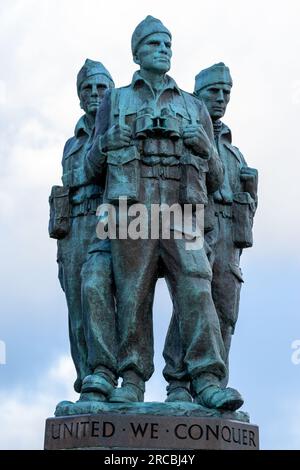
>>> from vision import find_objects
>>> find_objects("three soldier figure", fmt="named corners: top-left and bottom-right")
top-left (49, 16), bottom-right (258, 412)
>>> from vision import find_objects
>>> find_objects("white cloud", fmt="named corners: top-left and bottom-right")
top-left (0, 349), bottom-right (167, 450)
top-left (0, 80), bottom-right (7, 105)
top-left (0, 355), bottom-right (77, 450)
top-left (0, 190), bottom-right (14, 218)
top-left (47, 355), bottom-right (76, 383)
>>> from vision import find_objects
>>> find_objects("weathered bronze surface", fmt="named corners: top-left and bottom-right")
top-left (47, 16), bottom-right (259, 450)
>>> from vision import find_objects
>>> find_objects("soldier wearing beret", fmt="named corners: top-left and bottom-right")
top-left (84, 17), bottom-right (243, 411)
top-left (163, 63), bottom-right (258, 399)
top-left (49, 60), bottom-right (117, 397)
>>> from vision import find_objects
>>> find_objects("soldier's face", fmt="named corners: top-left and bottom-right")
top-left (198, 84), bottom-right (231, 121)
top-left (134, 32), bottom-right (172, 74)
top-left (79, 74), bottom-right (111, 115)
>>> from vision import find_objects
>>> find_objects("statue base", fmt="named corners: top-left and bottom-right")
top-left (44, 402), bottom-right (259, 450)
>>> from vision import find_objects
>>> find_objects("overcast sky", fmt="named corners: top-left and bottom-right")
top-left (0, 0), bottom-right (299, 450)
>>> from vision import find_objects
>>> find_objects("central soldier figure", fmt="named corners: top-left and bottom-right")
top-left (85, 16), bottom-right (243, 410)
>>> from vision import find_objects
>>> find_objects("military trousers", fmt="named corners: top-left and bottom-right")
top-left (163, 205), bottom-right (244, 387)
top-left (80, 247), bottom-right (117, 383)
top-left (57, 212), bottom-right (97, 391)
top-left (206, 208), bottom-right (244, 384)
top-left (110, 173), bottom-right (226, 384)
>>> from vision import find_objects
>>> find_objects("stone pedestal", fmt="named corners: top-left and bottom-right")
top-left (44, 402), bottom-right (259, 450)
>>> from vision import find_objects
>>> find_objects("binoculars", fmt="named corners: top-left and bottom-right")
top-left (135, 107), bottom-right (181, 140)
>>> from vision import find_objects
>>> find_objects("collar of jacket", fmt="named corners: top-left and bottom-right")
top-left (74, 114), bottom-right (93, 138)
top-left (217, 121), bottom-right (243, 164)
top-left (63, 116), bottom-right (93, 160)
top-left (131, 70), bottom-right (181, 95)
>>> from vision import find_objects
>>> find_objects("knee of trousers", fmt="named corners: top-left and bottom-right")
top-left (81, 252), bottom-right (112, 289)
top-left (213, 273), bottom-right (242, 332)
top-left (219, 312), bottom-right (238, 335)
top-left (82, 275), bottom-right (112, 307)
top-left (82, 274), bottom-right (112, 304)
top-left (180, 277), bottom-right (212, 307)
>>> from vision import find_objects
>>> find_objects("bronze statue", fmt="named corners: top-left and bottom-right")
top-left (163, 63), bottom-right (258, 398)
top-left (49, 22), bottom-right (259, 417)
top-left (83, 17), bottom-right (243, 410)
top-left (49, 59), bottom-right (117, 399)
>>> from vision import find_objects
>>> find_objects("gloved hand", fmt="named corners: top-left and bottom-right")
top-left (100, 124), bottom-right (132, 152)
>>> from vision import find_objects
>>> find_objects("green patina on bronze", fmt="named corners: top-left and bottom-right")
top-left (49, 59), bottom-right (117, 396)
top-left (163, 62), bottom-right (258, 398)
top-left (49, 17), bottom-right (258, 416)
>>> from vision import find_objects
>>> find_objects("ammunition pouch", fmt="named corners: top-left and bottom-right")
top-left (71, 196), bottom-right (102, 217)
top-left (232, 192), bottom-right (254, 248)
top-left (140, 164), bottom-right (181, 180)
top-left (179, 156), bottom-right (209, 206)
top-left (104, 145), bottom-right (141, 204)
top-left (48, 185), bottom-right (70, 239)
top-left (204, 195), bottom-right (216, 232)
top-left (141, 137), bottom-right (183, 158)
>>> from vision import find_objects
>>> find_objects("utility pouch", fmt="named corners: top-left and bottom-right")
top-left (179, 156), bottom-right (209, 206)
top-left (204, 195), bottom-right (216, 232)
top-left (104, 145), bottom-right (141, 204)
top-left (232, 192), bottom-right (253, 248)
top-left (48, 185), bottom-right (70, 239)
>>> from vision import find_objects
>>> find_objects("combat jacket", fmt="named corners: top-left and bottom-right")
top-left (62, 115), bottom-right (102, 209)
top-left (213, 121), bottom-right (257, 209)
top-left (85, 72), bottom-right (224, 202)
top-left (205, 121), bottom-right (258, 248)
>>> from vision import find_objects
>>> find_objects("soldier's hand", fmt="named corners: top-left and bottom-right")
top-left (183, 125), bottom-right (212, 159)
top-left (240, 166), bottom-right (258, 197)
top-left (100, 124), bottom-right (132, 151)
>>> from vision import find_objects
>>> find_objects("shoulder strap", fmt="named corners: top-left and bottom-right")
top-left (118, 87), bottom-right (132, 126)
top-left (109, 88), bottom-right (120, 126)
top-left (108, 86), bottom-right (133, 126)
top-left (181, 91), bottom-right (197, 125)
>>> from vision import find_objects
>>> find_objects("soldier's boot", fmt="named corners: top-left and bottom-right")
top-left (78, 369), bottom-right (116, 402)
top-left (194, 384), bottom-right (244, 411)
top-left (73, 377), bottom-right (82, 394)
top-left (165, 380), bottom-right (193, 403)
top-left (109, 370), bottom-right (145, 403)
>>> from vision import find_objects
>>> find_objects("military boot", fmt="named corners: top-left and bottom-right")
top-left (165, 380), bottom-right (193, 403)
top-left (79, 369), bottom-right (116, 402)
top-left (194, 384), bottom-right (244, 411)
top-left (109, 370), bottom-right (145, 403)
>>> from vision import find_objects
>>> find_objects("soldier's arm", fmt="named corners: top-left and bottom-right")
top-left (84, 89), bottom-right (112, 180)
top-left (60, 137), bottom-right (89, 188)
top-left (60, 134), bottom-right (100, 188)
top-left (60, 138), bottom-right (73, 184)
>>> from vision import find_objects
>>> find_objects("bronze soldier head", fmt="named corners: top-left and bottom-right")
top-left (132, 16), bottom-right (172, 75)
top-left (194, 63), bottom-right (232, 121)
top-left (77, 59), bottom-right (114, 116)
